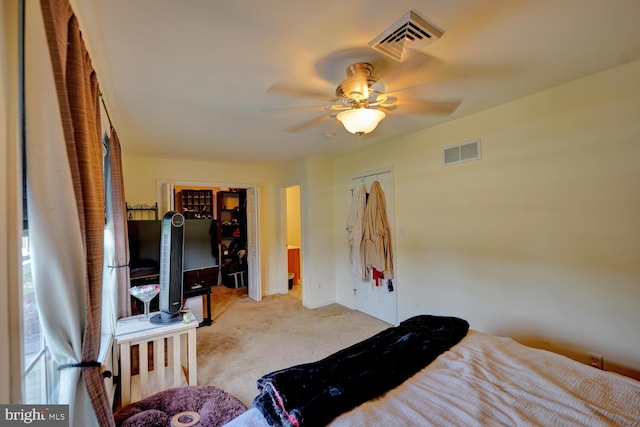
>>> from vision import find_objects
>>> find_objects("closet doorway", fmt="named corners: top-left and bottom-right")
top-left (156, 180), bottom-right (262, 302)
top-left (283, 184), bottom-right (302, 302)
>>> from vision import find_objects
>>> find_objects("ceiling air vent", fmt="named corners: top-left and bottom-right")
top-left (369, 10), bottom-right (443, 62)
top-left (443, 139), bottom-right (481, 165)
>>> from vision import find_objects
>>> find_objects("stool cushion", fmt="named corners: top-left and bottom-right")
top-left (114, 385), bottom-right (247, 427)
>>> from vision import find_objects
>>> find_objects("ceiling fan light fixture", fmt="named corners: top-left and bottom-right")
top-left (336, 108), bottom-right (386, 135)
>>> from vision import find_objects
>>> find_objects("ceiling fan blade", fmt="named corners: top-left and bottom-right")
top-left (377, 105), bottom-right (398, 112)
top-left (264, 102), bottom-right (349, 116)
top-left (267, 82), bottom-right (336, 101)
top-left (378, 95), bottom-right (397, 105)
top-left (383, 75), bottom-right (471, 98)
top-left (285, 113), bottom-right (334, 133)
top-left (263, 104), bottom-right (334, 115)
top-left (394, 99), bottom-right (462, 115)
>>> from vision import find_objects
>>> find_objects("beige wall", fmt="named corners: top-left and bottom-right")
top-left (333, 59), bottom-right (640, 378)
top-left (301, 157), bottom-right (335, 307)
top-left (285, 186), bottom-right (301, 247)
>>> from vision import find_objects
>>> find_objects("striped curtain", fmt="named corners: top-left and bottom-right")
top-left (38, 0), bottom-right (114, 424)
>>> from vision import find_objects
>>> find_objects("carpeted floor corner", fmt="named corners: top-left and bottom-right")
top-left (195, 286), bottom-right (390, 406)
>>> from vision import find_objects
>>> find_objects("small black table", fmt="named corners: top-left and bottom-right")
top-left (183, 285), bottom-right (213, 327)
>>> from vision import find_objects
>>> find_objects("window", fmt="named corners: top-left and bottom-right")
top-left (21, 136), bottom-right (115, 405)
top-left (21, 232), bottom-right (59, 404)
top-left (19, 0), bottom-right (59, 403)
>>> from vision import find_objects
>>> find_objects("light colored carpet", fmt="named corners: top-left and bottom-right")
top-left (195, 285), bottom-right (391, 406)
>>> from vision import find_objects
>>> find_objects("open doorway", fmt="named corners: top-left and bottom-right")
top-left (284, 184), bottom-right (302, 301)
top-left (156, 180), bottom-right (262, 304)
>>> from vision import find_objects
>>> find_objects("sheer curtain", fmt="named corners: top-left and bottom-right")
top-left (25, 0), bottom-right (114, 424)
top-left (108, 129), bottom-right (132, 320)
top-left (102, 132), bottom-right (116, 339)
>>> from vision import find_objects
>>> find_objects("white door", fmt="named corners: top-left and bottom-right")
top-left (352, 171), bottom-right (397, 325)
top-left (246, 187), bottom-right (262, 301)
top-left (162, 182), bottom-right (174, 215)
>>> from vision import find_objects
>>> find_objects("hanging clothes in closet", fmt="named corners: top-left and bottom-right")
top-left (363, 181), bottom-right (394, 281)
top-left (346, 184), bottom-right (368, 281)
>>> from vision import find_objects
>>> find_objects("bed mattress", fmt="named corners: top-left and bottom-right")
top-left (332, 330), bottom-right (640, 426)
top-left (224, 331), bottom-right (640, 426)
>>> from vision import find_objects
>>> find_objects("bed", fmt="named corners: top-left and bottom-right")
top-left (223, 315), bottom-right (640, 427)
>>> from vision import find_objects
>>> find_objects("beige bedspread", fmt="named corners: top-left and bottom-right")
top-left (331, 330), bottom-right (640, 426)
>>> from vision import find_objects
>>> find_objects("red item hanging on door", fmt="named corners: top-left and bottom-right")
top-left (372, 268), bottom-right (384, 287)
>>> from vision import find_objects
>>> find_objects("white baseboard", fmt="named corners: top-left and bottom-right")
top-left (304, 299), bottom-right (336, 309)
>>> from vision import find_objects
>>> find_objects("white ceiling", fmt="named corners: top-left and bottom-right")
top-left (71, 0), bottom-right (640, 166)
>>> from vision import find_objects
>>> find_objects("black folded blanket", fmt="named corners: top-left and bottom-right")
top-left (252, 314), bottom-right (469, 427)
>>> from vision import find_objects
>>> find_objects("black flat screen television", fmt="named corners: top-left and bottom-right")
top-left (128, 219), bottom-right (218, 276)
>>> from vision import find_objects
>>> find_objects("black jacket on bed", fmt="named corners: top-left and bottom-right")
top-left (252, 314), bottom-right (470, 427)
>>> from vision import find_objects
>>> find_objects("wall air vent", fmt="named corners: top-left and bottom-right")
top-left (443, 139), bottom-right (481, 165)
top-left (369, 10), bottom-right (443, 62)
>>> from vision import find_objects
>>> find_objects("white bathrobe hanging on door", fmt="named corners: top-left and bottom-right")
top-left (346, 185), bottom-right (367, 280)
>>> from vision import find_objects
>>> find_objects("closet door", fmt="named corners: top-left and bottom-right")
top-left (351, 170), bottom-right (397, 325)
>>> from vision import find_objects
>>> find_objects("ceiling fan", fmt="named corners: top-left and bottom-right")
top-left (268, 60), bottom-right (462, 136)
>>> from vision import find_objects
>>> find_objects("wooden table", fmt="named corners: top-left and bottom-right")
top-left (115, 315), bottom-right (198, 406)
